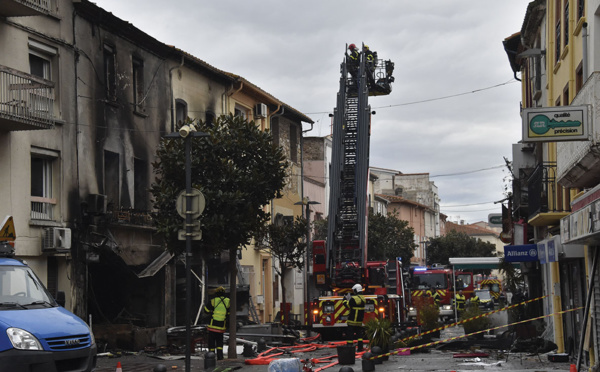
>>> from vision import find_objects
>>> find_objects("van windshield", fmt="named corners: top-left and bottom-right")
top-left (411, 273), bottom-right (447, 289)
top-left (0, 265), bottom-right (55, 307)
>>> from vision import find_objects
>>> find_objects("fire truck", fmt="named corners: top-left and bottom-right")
top-left (305, 45), bottom-right (397, 340)
top-left (477, 277), bottom-right (503, 300)
top-left (407, 266), bottom-right (474, 322)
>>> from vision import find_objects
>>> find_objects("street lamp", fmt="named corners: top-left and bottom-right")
top-left (295, 197), bottom-right (320, 335)
top-left (164, 123), bottom-right (209, 372)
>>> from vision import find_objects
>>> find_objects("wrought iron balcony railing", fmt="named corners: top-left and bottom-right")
top-left (527, 161), bottom-right (568, 221)
top-left (0, 0), bottom-right (54, 17)
top-left (0, 65), bottom-right (55, 131)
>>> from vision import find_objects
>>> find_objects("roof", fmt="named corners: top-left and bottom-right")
top-left (446, 221), bottom-right (499, 237)
top-left (377, 194), bottom-right (431, 211)
top-left (76, 0), bottom-right (313, 125)
top-left (225, 74), bottom-right (314, 124)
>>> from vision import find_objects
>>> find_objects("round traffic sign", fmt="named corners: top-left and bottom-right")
top-left (176, 189), bottom-right (206, 219)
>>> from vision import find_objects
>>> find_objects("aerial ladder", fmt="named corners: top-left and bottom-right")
top-left (326, 44), bottom-right (394, 290)
top-left (306, 45), bottom-right (395, 339)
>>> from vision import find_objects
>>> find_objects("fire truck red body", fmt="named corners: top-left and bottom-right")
top-left (407, 266), bottom-right (474, 322)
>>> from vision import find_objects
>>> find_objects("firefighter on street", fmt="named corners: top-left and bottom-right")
top-left (204, 286), bottom-right (230, 360)
top-left (454, 290), bottom-right (466, 317)
top-left (344, 283), bottom-right (366, 351)
top-left (470, 292), bottom-right (480, 307)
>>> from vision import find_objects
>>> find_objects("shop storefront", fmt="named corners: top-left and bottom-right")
top-left (560, 185), bottom-right (600, 363)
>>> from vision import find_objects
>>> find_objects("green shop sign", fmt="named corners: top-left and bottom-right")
top-left (522, 106), bottom-right (588, 142)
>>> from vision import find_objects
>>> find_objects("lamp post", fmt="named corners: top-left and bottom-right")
top-left (164, 124), bottom-right (209, 372)
top-left (295, 197), bottom-right (320, 335)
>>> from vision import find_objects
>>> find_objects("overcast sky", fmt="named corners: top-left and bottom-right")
top-left (93, 0), bottom-right (529, 225)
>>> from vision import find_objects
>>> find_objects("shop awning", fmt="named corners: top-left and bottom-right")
top-left (137, 251), bottom-right (174, 278)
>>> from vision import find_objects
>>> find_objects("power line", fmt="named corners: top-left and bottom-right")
top-left (303, 79), bottom-right (518, 115)
top-left (441, 201), bottom-right (497, 208)
top-left (430, 164), bottom-right (505, 178)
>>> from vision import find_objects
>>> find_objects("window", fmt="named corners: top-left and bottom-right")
top-left (175, 99), bottom-right (187, 126)
top-left (29, 53), bottom-right (50, 79)
top-left (234, 104), bottom-right (248, 120)
top-left (576, 63), bottom-right (583, 93)
top-left (205, 111), bottom-right (216, 126)
top-left (104, 44), bottom-right (116, 100)
top-left (28, 40), bottom-right (57, 117)
top-left (578, 0), bottom-right (584, 19)
top-left (563, 84), bottom-right (569, 105)
top-left (104, 151), bottom-right (120, 210)
top-left (31, 149), bottom-right (58, 221)
top-left (132, 57), bottom-right (144, 111)
top-left (134, 158), bottom-right (148, 210)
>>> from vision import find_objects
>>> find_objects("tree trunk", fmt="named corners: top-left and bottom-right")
top-left (228, 247), bottom-right (237, 359)
top-left (280, 269), bottom-right (286, 325)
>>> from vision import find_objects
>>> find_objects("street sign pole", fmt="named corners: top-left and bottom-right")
top-left (184, 136), bottom-right (192, 372)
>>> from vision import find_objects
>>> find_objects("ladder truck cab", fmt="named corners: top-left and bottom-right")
top-left (306, 44), bottom-right (396, 340)
top-left (407, 266), bottom-right (474, 323)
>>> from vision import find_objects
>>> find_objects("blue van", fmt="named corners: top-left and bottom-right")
top-left (0, 253), bottom-right (97, 371)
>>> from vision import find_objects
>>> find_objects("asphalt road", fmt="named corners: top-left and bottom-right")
top-left (94, 325), bottom-right (577, 372)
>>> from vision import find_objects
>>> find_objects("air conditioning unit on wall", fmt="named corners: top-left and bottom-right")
top-left (43, 227), bottom-right (72, 251)
top-left (254, 103), bottom-right (267, 118)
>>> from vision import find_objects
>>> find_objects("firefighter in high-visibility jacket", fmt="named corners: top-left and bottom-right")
top-left (204, 286), bottom-right (230, 360)
top-left (432, 290), bottom-right (441, 307)
top-left (343, 283), bottom-right (366, 351)
top-left (454, 290), bottom-right (466, 317)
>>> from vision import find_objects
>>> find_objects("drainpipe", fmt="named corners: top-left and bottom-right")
top-left (582, 22), bottom-right (589, 81)
top-left (223, 80), bottom-right (244, 115)
top-left (268, 106), bottom-right (284, 223)
top-left (169, 55), bottom-right (184, 132)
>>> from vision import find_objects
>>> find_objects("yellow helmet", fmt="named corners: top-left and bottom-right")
top-left (215, 286), bottom-right (226, 294)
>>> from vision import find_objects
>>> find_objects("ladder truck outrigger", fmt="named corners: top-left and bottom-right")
top-left (307, 44), bottom-right (398, 341)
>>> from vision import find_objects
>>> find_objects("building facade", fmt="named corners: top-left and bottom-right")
top-left (1, 0), bottom-right (314, 347)
top-left (504, 0), bottom-right (597, 365)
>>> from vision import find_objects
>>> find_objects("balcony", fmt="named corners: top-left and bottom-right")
top-left (0, 0), bottom-right (54, 17)
top-left (31, 197), bottom-right (55, 221)
top-left (558, 72), bottom-right (600, 188)
top-left (527, 162), bottom-right (570, 226)
top-left (0, 65), bottom-right (55, 131)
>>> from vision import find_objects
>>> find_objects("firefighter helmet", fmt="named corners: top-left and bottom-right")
top-left (352, 284), bottom-right (363, 294)
top-left (348, 43), bottom-right (357, 50)
top-left (364, 44), bottom-right (370, 50)
top-left (215, 286), bottom-right (226, 294)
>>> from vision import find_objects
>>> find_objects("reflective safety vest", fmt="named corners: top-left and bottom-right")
top-left (205, 296), bottom-right (230, 332)
top-left (432, 291), bottom-right (441, 306)
top-left (471, 295), bottom-right (480, 306)
top-left (344, 294), bottom-right (365, 326)
top-left (455, 294), bottom-right (466, 311)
